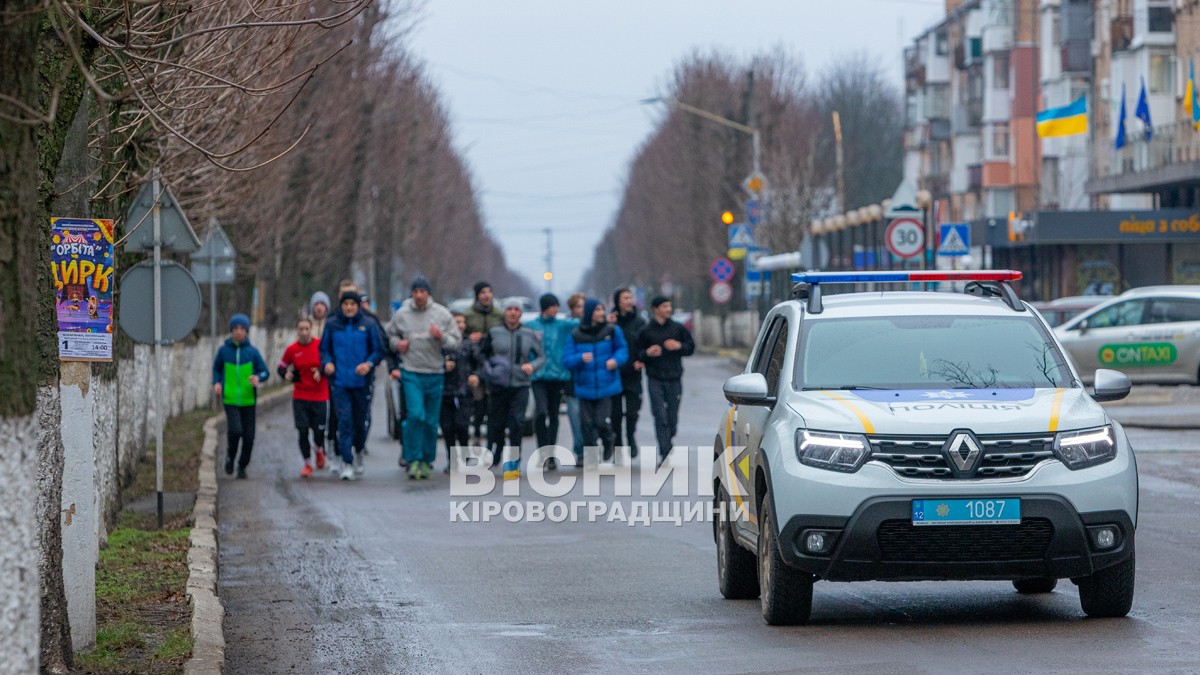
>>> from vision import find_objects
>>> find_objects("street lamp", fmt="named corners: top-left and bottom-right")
top-left (641, 97), bottom-right (761, 176)
top-left (915, 189), bottom-right (933, 271)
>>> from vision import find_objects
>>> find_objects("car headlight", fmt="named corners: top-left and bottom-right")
top-left (795, 430), bottom-right (871, 473)
top-left (1053, 425), bottom-right (1116, 470)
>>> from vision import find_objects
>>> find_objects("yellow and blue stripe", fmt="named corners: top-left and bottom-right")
top-left (1037, 96), bottom-right (1088, 138)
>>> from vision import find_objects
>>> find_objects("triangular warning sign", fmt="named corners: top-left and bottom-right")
top-left (729, 224), bottom-right (755, 248)
top-left (939, 226), bottom-right (968, 255)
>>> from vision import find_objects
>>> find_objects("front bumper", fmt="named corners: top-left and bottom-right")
top-left (778, 495), bottom-right (1134, 582)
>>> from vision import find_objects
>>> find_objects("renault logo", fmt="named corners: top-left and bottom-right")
top-left (943, 431), bottom-right (982, 475)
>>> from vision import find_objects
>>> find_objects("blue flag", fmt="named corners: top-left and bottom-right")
top-left (1115, 83), bottom-right (1127, 150)
top-left (1135, 77), bottom-right (1152, 141)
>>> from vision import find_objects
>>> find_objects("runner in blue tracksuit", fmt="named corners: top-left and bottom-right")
top-left (319, 291), bottom-right (386, 480)
top-left (562, 298), bottom-right (628, 462)
top-left (525, 293), bottom-right (578, 467)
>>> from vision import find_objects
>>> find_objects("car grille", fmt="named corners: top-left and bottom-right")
top-left (869, 433), bottom-right (1056, 479)
top-left (876, 518), bottom-right (1054, 562)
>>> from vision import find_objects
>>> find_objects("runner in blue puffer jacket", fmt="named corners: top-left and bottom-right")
top-left (562, 298), bottom-right (627, 461)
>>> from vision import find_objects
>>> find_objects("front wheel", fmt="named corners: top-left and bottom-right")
top-left (1078, 553), bottom-right (1135, 618)
top-left (715, 485), bottom-right (758, 600)
top-left (758, 488), bottom-right (813, 626)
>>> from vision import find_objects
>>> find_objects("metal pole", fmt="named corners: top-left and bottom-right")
top-left (833, 112), bottom-right (846, 211)
top-left (752, 129), bottom-right (761, 175)
top-left (210, 254), bottom-right (217, 410)
top-left (152, 173), bottom-right (164, 529)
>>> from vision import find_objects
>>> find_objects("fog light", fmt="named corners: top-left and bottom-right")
top-left (801, 529), bottom-right (838, 555)
top-left (1094, 527), bottom-right (1116, 549)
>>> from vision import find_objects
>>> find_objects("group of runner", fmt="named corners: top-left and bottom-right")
top-left (213, 276), bottom-right (695, 482)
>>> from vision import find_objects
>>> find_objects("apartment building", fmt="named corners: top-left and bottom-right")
top-left (900, 0), bottom-right (1200, 299)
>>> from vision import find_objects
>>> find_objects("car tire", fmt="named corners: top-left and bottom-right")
top-left (758, 488), bottom-right (813, 626)
top-left (1078, 552), bottom-right (1135, 618)
top-left (715, 485), bottom-right (758, 600)
top-left (1012, 578), bottom-right (1057, 594)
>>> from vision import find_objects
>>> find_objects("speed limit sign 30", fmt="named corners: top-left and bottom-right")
top-left (885, 218), bottom-right (925, 259)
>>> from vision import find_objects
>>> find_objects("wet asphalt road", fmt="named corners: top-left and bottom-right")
top-left (220, 355), bottom-right (1200, 674)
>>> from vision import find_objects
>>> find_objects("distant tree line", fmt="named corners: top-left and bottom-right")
top-left (582, 51), bottom-right (904, 310)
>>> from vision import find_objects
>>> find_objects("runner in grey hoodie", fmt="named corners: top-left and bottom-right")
top-left (385, 276), bottom-right (462, 479)
top-left (478, 298), bottom-right (546, 475)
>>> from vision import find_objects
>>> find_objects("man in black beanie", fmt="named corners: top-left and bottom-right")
top-left (608, 288), bottom-right (647, 456)
top-left (462, 281), bottom-right (503, 443)
top-left (634, 296), bottom-right (694, 466)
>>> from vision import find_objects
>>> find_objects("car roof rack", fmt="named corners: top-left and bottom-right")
top-left (789, 270), bottom-right (1025, 314)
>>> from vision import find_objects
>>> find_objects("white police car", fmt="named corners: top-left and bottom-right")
top-left (713, 270), bottom-right (1138, 625)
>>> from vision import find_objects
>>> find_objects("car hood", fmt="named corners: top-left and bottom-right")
top-left (787, 388), bottom-right (1106, 436)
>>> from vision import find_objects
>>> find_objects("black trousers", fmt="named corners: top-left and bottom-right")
top-left (531, 380), bottom-right (567, 450)
top-left (610, 387), bottom-right (642, 450)
top-left (579, 397), bottom-right (614, 461)
top-left (487, 386), bottom-right (529, 463)
top-left (292, 399), bottom-right (327, 459)
top-left (647, 378), bottom-right (682, 459)
top-left (225, 404), bottom-right (257, 468)
top-left (439, 395), bottom-right (471, 457)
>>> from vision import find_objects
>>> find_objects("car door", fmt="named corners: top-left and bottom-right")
top-left (1058, 299), bottom-right (1149, 377)
top-left (732, 316), bottom-right (788, 542)
top-left (1136, 297), bottom-right (1200, 382)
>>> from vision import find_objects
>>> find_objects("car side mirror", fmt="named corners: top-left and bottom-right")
top-left (1091, 368), bottom-right (1131, 402)
top-left (1077, 319), bottom-right (1088, 335)
top-left (723, 373), bottom-right (775, 406)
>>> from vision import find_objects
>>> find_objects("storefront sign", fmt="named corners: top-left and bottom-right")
top-left (989, 209), bottom-right (1200, 246)
top-left (1099, 342), bottom-right (1177, 367)
top-left (51, 217), bottom-right (115, 361)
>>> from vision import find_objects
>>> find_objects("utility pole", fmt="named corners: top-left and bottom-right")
top-left (833, 111), bottom-right (846, 212)
top-left (544, 227), bottom-right (553, 293)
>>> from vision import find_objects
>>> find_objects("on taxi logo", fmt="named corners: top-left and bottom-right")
top-left (1099, 342), bottom-right (1177, 366)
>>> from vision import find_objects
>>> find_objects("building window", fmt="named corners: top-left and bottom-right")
top-left (992, 122), bottom-right (1010, 157)
top-left (993, 52), bottom-right (1010, 89)
top-left (1148, 4), bottom-right (1173, 32)
top-left (987, 188), bottom-right (1015, 218)
top-left (927, 84), bottom-right (950, 119)
top-left (1042, 157), bottom-right (1060, 207)
top-left (935, 31), bottom-right (949, 56)
top-left (1150, 53), bottom-right (1172, 95)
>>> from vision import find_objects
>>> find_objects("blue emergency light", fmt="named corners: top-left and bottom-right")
top-left (789, 270), bottom-right (1025, 314)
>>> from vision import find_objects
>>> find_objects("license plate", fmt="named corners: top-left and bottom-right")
top-left (911, 498), bottom-right (1020, 526)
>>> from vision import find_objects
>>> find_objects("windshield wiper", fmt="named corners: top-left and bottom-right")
top-left (802, 385), bottom-right (886, 391)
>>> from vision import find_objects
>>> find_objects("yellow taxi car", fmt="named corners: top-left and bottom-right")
top-left (1054, 286), bottom-right (1200, 384)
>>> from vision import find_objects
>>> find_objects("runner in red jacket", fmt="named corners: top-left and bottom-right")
top-left (278, 317), bottom-right (330, 478)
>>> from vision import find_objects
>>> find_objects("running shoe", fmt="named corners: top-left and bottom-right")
top-left (315, 448), bottom-right (326, 470)
top-left (340, 465), bottom-right (355, 481)
top-left (301, 463), bottom-right (313, 479)
top-left (407, 461), bottom-right (420, 480)
top-left (354, 452), bottom-right (364, 478)
top-left (330, 457), bottom-right (343, 477)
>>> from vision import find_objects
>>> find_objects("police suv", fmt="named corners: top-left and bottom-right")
top-left (713, 271), bottom-right (1137, 625)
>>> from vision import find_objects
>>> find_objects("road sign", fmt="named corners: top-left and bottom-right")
top-left (123, 178), bottom-right (200, 253)
top-left (193, 218), bottom-right (235, 262)
top-left (190, 259), bottom-right (236, 284)
top-left (746, 199), bottom-right (766, 226)
top-left (745, 247), bottom-right (766, 282)
top-left (710, 257), bottom-right (734, 282)
top-left (710, 281), bottom-right (733, 304)
top-left (118, 260), bottom-right (202, 344)
top-left (728, 223), bottom-right (755, 248)
top-left (938, 222), bottom-right (970, 257)
top-left (742, 171), bottom-right (768, 195)
top-left (885, 217), bottom-right (925, 260)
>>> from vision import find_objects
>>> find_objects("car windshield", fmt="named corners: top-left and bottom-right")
top-left (795, 314), bottom-right (1074, 390)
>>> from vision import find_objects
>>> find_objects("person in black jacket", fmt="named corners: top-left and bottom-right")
top-left (440, 313), bottom-right (478, 473)
top-left (608, 288), bottom-right (646, 455)
top-left (633, 296), bottom-right (695, 466)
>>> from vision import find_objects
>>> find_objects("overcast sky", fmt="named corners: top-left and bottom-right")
top-left (408, 0), bottom-right (944, 298)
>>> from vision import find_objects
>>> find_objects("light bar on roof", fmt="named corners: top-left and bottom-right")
top-left (790, 270), bottom-right (1023, 284)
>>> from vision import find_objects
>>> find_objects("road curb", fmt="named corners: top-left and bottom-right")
top-left (184, 386), bottom-right (292, 675)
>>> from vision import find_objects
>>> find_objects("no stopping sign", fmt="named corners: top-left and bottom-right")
top-left (885, 218), bottom-right (925, 259)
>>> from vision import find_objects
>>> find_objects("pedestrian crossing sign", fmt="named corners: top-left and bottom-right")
top-left (937, 223), bottom-right (970, 257)
top-left (728, 223), bottom-right (755, 248)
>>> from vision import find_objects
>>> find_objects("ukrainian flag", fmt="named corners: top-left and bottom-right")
top-left (1036, 96), bottom-right (1088, 137)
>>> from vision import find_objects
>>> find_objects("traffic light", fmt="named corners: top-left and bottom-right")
top-left (721, 210), bottom-right (735, 225)
top-left (543, 272), bottom-right (553, 281)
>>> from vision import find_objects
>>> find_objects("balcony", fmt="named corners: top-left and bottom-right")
top-left (1111, 15), bottom-right (1133, 52)
top-left (1088, 119), bottom-right (1200, 194)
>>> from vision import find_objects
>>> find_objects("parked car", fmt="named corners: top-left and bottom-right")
top-left (1055, 285), bottom-right (1200, 384)
top-left (1029, 295), bottom-right (1108, 327)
